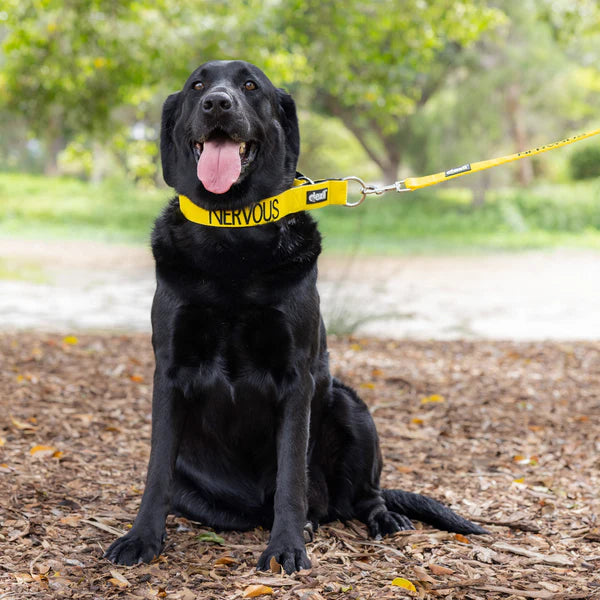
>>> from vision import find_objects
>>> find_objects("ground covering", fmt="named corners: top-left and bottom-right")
top-left (1, 333), bottom-right (599, 598)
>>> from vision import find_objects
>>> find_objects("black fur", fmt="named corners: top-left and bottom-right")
top-left (104, 60), bottom-right (486, 574)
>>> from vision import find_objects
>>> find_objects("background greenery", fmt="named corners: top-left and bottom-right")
top-left (1, 0), bottom-right (600, 253)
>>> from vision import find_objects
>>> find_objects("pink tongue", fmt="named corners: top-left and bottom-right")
top-left (197, 139), bottom-right (242, 194)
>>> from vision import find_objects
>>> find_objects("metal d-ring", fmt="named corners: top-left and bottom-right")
top-left (343, 176), bottom-right (370, 207)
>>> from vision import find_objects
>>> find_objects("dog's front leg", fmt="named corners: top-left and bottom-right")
top-left (257, 372), bottom-right (313, 574)
top-left (105, 374), bottom-right (185, 565)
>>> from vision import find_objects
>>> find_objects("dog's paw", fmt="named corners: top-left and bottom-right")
top-left (104, 530), bottom-right (164, 565)
top-left (257, 542), bottom-right (311, 574)
top-left (368, 509), bottom-right (414, 539)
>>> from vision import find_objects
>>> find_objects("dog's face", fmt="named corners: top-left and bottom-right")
top-left (161, 60), bottom-right (300, 210)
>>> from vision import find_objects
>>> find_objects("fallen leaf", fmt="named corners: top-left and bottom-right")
top-left (420, 394), bottom-right (445, 404)
top-left (63, 336), bottom-right (78, 345)
top-left (243, 584), bottom-right (274, 597)
top-left (59, 515), bottom-right (82, 527)
top-left (197, 531), bottom-right (225, 545)
top-left (411, 418), bottom-right (424, 425)
top-left (109, 569), bottom-right (130, 588)
top-left (359, 382), bottom-right (375, 389)
top-left (130, 374), bottom-right (144, 383)
top-left (428, 563), bottom-right (454, 576)
top-left (269, 555), bottom-right (282, 574)
top-left (454, 533), bottom-right (471, 544)
top-left (214, 555), bottom-right (237, 566)
top-left (30, 445), bottom-right (57, 458)
top-left (11, 416), bottom-right (37, 431)
top-left (0, 436), bottom-right (5, 447)
top-left (391, 577), bottom-right (417, 592)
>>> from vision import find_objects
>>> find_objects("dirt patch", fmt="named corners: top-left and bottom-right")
top-left (1, 333), bottom-right (599, 599)
top-left (3, 239), bottom-right (600, 338)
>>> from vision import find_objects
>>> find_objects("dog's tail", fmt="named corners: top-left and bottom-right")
top-left (382, 489), bottom-right (488, 535)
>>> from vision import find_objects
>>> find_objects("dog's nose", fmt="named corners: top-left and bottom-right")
top-left (202, 91), bottom-right (233, 114)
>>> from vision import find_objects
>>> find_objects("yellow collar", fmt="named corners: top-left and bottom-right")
top-left (178, 178), bottom-right (348, 228)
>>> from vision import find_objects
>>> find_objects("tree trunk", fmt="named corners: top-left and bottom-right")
top-left (43, 112), bottom-right (66, 176)
top-left (505, 83), bottom-right (534, 186)
top-left (382, 161), bottom-right (400, 184)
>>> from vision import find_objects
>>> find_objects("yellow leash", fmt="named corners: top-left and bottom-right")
top-left (179, 127), bottom-right (600, 227)
top-left (401, 127), bottom-right (600, 191)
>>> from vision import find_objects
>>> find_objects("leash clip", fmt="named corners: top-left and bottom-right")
top-left (343, 176), bottom-right (410, 206)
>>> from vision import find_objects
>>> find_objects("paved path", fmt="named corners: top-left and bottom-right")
top-left (1, 239), bottom-right (599, 339)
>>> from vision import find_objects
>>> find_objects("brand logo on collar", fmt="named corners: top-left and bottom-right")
top-left (307, 188), bottom-right (328, 204)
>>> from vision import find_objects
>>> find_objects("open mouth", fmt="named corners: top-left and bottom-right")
top-left (193, 140), bottom-right (257, 165)
top-left (192, 132), bottom-right (258, 194)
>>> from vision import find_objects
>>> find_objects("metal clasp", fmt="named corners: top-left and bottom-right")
top-left (343, 176), bottom-right (409, 207)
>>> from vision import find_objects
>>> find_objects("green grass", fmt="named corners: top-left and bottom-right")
top-left (0, 173), bottom-right (166, 243)
top-left (2, 172), bottom-right (600, 253)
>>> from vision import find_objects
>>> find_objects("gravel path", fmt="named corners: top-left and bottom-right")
top-left (1, 239), bottom-right (599, 339)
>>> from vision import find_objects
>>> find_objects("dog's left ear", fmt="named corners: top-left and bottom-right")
top-left (160, 92), bottom-right (181, 188)
top-left (277, 89), bottom-right (300, 161)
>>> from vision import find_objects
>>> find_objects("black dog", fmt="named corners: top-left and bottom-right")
top-left (105, 60), bottom-right (485, 574)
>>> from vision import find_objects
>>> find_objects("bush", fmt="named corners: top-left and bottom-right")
top-left (570, 144), bottom-right (600, 180)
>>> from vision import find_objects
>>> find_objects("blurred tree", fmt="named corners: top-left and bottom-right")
top-left (405, 0), bottom-right (600, 196)
top-left (1, 0), bottom-right (503, 181)
top-left (1, 0), bottom-right (596, 186)
top-left (268, 0), bottom-right (505, 181)
top-left (0, 0), bottom-right (227, 174)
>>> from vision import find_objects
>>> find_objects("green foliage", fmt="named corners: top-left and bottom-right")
top-left (0, 0), bottom-right (504, 181)
top-left (570, 144), bottom-right (600, 180)
top-left (0, 0), bottom-right (599, 191)
top-left (297, 111), bottom-right (380, 182)
top-left (405, 0), bottom-right (600, 187)
top-left (269, 0), bottom-right (505, 178)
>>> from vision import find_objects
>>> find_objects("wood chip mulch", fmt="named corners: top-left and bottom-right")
top-left (1, 333), bottom-right (599, 599)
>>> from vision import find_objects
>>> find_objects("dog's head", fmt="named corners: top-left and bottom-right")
top-left (160, 60), bottom-right (300, 210)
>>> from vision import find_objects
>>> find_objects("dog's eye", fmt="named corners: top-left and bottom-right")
top-left (193, 81), bottom-right (205, 91)
top-left (244, 80), bottom-right (257, 91)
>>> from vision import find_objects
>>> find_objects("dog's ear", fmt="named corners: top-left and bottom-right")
top-left (160, 92), bottom-right (181, 188)
top-left (277, 89), bottom-right (300, 161)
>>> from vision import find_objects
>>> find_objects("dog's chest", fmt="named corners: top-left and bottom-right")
top-left (168, 299), bottom-right (294, 397)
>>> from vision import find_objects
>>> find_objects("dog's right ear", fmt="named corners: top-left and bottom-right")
top-left (160, 92), bottom-right (181, 188)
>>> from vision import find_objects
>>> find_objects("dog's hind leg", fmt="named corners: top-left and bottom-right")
top-left (319, 379), bottom-right (412, 538)
top-left (325, 379), bottom-right (486, 538)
